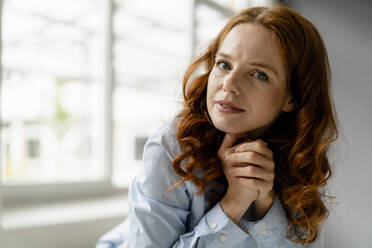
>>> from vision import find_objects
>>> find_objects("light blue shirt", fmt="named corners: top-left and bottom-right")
top-left (96, 117), bottom-right (319, 248)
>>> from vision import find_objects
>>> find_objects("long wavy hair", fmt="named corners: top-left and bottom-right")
top-left (168, 5), bottom-right (338, 246)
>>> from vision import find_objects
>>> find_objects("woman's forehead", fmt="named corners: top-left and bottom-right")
top-left (218, 23), bottom-right (282, 64)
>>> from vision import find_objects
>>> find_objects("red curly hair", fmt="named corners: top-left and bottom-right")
top-left (169, 5), bottom-right (338, 246)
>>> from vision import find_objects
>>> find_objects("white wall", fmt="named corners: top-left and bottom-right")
top-left (291, 0), bottom-right (372, 247)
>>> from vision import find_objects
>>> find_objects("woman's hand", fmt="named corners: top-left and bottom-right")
top-left (217, 133), bottom-right (276, 223)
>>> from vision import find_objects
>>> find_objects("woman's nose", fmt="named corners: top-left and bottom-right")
top-left (222, 70), bottom-right (240, 95)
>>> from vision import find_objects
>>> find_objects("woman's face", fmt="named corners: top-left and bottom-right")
top-left (206, 23), bottom-right (294, 138)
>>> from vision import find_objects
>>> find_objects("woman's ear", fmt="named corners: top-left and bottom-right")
top-left (281, 97), bottom-right (296, 112)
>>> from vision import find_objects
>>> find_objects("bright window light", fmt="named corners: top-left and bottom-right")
top-left (1, 0), bottom-right (106, 184)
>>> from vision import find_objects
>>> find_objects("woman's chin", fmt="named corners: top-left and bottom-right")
top-left (213, 122), bottom-right (249, 136)
top-left (213, 122), bottom-right (269, 140)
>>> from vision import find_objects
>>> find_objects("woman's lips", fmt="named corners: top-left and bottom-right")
top-left (215, 100), bottom-right (244, 110)
top-left (216, 102), bottom-right (245, 114)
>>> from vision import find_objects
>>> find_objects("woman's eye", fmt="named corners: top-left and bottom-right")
top-left (253, 71), bottom-right (268, 81)
top-left (216, 61), bottom-right (231, 70)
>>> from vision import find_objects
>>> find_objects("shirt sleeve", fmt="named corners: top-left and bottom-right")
top-left (173, 201), bottom-right (249, 247)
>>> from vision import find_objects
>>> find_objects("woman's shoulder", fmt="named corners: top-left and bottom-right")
top-left (137, 115), bottom-right (185, 185)
top-left (144, 115), bottom-right (183, 161)
top-left (135, 115), bottom-right (191, 207)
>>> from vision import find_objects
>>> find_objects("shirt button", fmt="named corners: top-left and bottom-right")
top-left (220, 234), bottom-right (227, 242)
top-left (209, 222), bottom-right (217, 229)
top-left (262, 229), bottom-right (269, 235)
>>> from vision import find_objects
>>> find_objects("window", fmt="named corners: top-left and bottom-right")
top-left (1, 0), bottom-right (275, 200)
top-left (111, 0), bottom-right (192, 186)
top-left (27, 139), bottom-right (40, 159)
top-left (1, 0), bottom-right (106, 185)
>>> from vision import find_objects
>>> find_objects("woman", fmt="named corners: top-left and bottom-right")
top-left (97, 5), bottom-right (338, 248)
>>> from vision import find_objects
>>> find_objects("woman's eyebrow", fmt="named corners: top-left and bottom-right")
top-left (215, 52), bottom-right (232, 59)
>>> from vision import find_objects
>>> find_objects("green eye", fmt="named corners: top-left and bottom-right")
top-left (254, 71), bottom-right (268, 81)
top-left (217, 61), bottom-right (231, 70)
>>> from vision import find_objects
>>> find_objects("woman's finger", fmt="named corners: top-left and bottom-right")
top-left (234, 139), bottom-right (273, 158)
top-left (235, 177), bottom-right (273, 192)
top-left (219, 133), bottom-right (240, 151)
top-left (229, 151), bottom-right (275, 170)
top-left (228, 165), bottom-right (275, 182)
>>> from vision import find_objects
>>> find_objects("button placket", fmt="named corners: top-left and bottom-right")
top-left (209, 222), bottom-right (217, 229)
top-left (219, 234), bottom-right (227, 242)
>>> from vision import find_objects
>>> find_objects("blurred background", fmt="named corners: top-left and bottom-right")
top-left (0, 0), bottom-right (371, 247)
